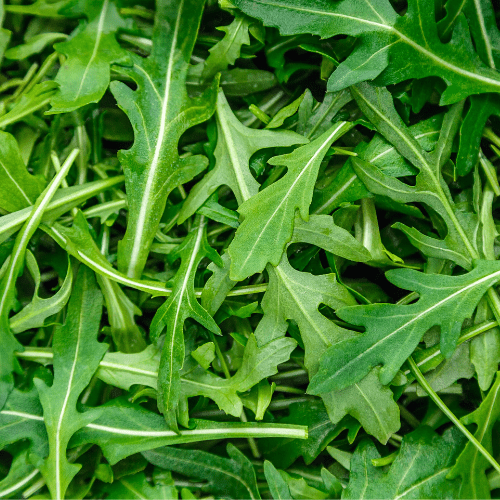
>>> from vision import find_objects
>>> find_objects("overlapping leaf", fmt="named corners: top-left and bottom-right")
top-left (150, 215), bottom-right (222, 429)
top-left (49, 0), bottom-right (130, 113)
top-left (309, 260), bottom-right (500, 395)
top-left (33, 267), bottom-right (108, 500)
top-left (111, 0), bottom-right (219, 278)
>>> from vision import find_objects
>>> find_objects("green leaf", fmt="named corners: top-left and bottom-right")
top-left (150, 216), bottom-right (222, 429)
top-left (48, 0), bottom-right (131, 113)
top-left (456, 94), bottom-right (500, 176)
top-left (234, 0), bottom-right (500, 102)
top-left (182, 334), bottom-right (297, 417)
top-left (202, 14), bottom-right (253, 81)
top-left (309, 260), bottom-right (500, 395)
top-left (228, 121), bottom-right (352, 281)
top-left (97, 275), bottom-right (146, 353)
top-left (0, 386), bottom-right (47, 458)
top-left (343, 427), bottom-right (463, 499)
top-left (143, 443), bottom-right (261, 500)
top-left (321, 367), bottom-right (400, 445)
top-left (292, 214), bottom-right (371, 263)
top-left (102, 472), bottom-right (177, 499)
top-left (9, 251), bottom-right (73, 334)
top-left (471, 299), bottom-right (500, 391)
top-left (178, 89), bottom-right (307, 224)
top-left (5, 33), bottom-right (67, 60)
top-left (0, 151), bottom-right (77, 409)
top-left (69, 397), bottom-right (306, 465)
top-left (0, 176), bottom-right (124, 244)
top-left (448, 371), bottom-right (500, 499)
top-left (111, 0), bottom-right (219, 278)
top-left (264, 461), bottom-right (291, 500)
top-left (0, 131), bottom-right (45, 213)
top-left (260, 400), bottom-right (360, 469)
top-left (0, 81), bottom-right (58, 129)
top-left (350, 83), bottom-right (477, 267)
top-left (278, 470), bottom-right (329, 500)
top-left (191, 342), bottom-right (215, 370)
top-left (255, 253), bottom-right (356, 374)
top-left (33, 266), bottom-right (108, 500)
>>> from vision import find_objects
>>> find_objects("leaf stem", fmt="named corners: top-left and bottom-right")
top-left (408, 356), bottom-right (500, 476)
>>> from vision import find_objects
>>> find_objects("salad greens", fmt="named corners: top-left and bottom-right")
top-left (3, 0), bottom-right (500, 498)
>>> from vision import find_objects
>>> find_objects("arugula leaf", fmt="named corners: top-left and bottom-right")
top-left (309, 260), bottom-right (500, 394)
top-left (343, 427), bottom-right (464, 499)
top-left (69, 397), bottom-right (306, 464)
top-left (9, 251), bottom-right (72, 333)
top-left (143, 443), bottom-right (261, 500)
top-left (33, 266), bottom-right (108, 500)
top-left (0, 131), bottom-right (45, 212)
top-left (150, 216), bottom-right (222, 429)
top-left (264, 461), bottom-right (292, 500)
top-left (48, 0), bottom-right (130, 113)
top-left (0, 150), bottom-right (77, 409)
top-left (111, 0), bottom-right (219, 279)
top-left (234, 0), bottom-right (500, 103)
top-left (202, 14), bottom-right (253, 81)
top-left (260, 400), bottom-right (360, 469)
top-left (178, 89), bottom-right (307, 223)
top-left (448, 372), bottom-right (500, 498)
top-left (229, 121), bottom-right (352, 280)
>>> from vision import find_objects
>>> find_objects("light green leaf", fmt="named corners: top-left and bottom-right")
top-left (0, 176), bottom-right (124, 244)
top-left (202, 14), bottom-right (253, 81)
top-left (182, 334), bottom-right (296, 417)
top-left (0, 82), bottom-right (57, 129)
top-left (191, 342), bottom-right (215, 370)
top-left (264, 461), bottom-right (291, 500)
top-left (5, 33), bottom-right (67, 60)
top-left (102, 472), bottom-right (176, 499)
top-left (9, 251), bottom-right (72, 333)
top-left (0, 131), bottom-right (45, 213)
top-left (150, 216), bottom-right (222, 429)
top-left (309, 260), bottom-right (500, 395)
top-left (34, 266), bottom-right (108, 500)
top-left (256, 254), bottom-right (356, 375)
top-left (0, 150), bottom-right (77, 409)
top-left (112, 0), bottom-right (219, 279)
top-left (229, 121), bottom-right (352, 281)
top-left (292, 214), bottom-right (371, 262)
top-left (178, 89), bottom-right (307, 223)
top-left (49, 0), bottom-right (131, 113)
top-left (143, 443), bottom-right (261, 500)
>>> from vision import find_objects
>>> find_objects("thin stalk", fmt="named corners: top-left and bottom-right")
top-left (408, 356), bottom-right (500, 476)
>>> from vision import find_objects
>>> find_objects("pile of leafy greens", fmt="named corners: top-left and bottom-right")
top-left (3, 0), bottom-right (500, 498)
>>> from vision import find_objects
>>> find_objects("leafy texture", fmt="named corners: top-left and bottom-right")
top-left (143, 443), bottom-right (261, 500)
top-left (34, 267), bottom-right (108, 500)
top-left (310, 260), bottom-right (500, 394)
top-left (49, 0), bottom-right (130, 113)
top-left (150, 216), bottom-right (222, 429)
top-left (112, 0), bottom-right (218, 278)
top-left (178, 89), bottom-right (307, 223)
top-left (343, 427), bottom-right (464, 499)
top-left (229, 122), bottom-right (352, 280)
top-left (448, 372), bottom-right (500, 499)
